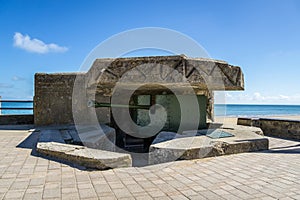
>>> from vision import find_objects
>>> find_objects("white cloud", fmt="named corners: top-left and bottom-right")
top-left (12, 76), bottom-right (25, 81)
top-left (0, 83), bottom-right (14, 88)
top-left (225, 92), bottom-right (232, 98)
top-left (278, 95), bottom-right (289, 100)
top-left (13, 32), bottom-right (68, 54)
top-left (219, 91), bottom-right (300, 104)
top-left (252, 92), bottom-right (265, 101)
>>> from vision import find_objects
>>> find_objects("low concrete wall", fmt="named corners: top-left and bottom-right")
top-left (34, 73), bottom-right (85, 126)
top-left (0, 115), bottom-right (34, 125)
top-left (237, 117), bottom-right (260, 127)
top-left (237, 118), bottom-right (252, 126)
top-left (237, 117), bottom-right (300, 140)
top-left (260, 118), bottom-right (300, 140)
top-left (34, 73), bottom-right (111, 126)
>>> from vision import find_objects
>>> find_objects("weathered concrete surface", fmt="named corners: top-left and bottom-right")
top-left (60, 129), bottom-right (83, 144)
top-left (38, 124), bottom-right (116, 149)
top-left (37, 142), bottom-right (132, 169)
top-left (237, 117), bottom-right (253, 126)
top-left (36, 125), bottom-right (123, 169)
top-left (87, 55), bottom-right (244, 95)
top-left (86, 55), bottom-right (243, 123)
top-left (68, 129), bottom-right (82, 144)
top-left (77, 125), bottom-right (116, 151)
top-left (35, 55), bottom-right (244, 126)
top-left (0, 114), bottom-right (34, 125)
top-left (149, 124), bottom-right (268, 164)
top-left (34, 73), bottom-right (85, 126)
top-left (238, 117), bottom-right (300, 140)
top-left (60, 129), bottom-right (73, 142)
top-left (237, 117), bottom-right (260, 127)
top-left (260, 118), bottom-right (300, 140)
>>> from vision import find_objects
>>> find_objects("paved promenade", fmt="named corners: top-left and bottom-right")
top-left (0, 126), bottom-right (299, 200)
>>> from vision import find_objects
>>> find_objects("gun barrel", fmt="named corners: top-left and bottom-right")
top-left (88, 100), bottom-right (150, 110)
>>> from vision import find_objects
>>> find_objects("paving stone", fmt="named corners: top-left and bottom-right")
top-left (61, 192), bottom-right (80, 200)
top-left (0, 128), bottom-right (300, 199)
top-left (4, 189), bottom-right (25, 199)
top-left (23, 192), bottom-right (43, 200)
top-left (78, 188), bottom-right (97, 199)
top-left (43, 188), bottom-right (61, 199)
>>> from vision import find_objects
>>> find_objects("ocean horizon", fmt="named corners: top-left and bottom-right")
top-left (215, 104), bottom-right (300, 117)
top-left (0, 102), bottom-right (33, 115)
top-left (1, 102), bottom-right (300, 117)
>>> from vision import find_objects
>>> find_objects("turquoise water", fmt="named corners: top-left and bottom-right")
top-left (215, 104), bottom-right (300, 117)
top-left (1, 102), bottom-right (300, 117)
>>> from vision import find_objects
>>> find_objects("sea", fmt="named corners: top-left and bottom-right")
top-left (215, 104), bottom-right (300, 117)
top-left (1, 102), bottom-right (300, 117)
top-left (0, 102), bottom-right (33, 115)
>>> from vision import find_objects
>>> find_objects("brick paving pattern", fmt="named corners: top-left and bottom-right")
top-left (0, 128), bottom-right (299, 199)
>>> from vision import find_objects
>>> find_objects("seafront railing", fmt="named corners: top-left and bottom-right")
top-left (0, 99), bottom-right (33, 115)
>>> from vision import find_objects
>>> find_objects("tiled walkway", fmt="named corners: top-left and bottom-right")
top-left (0, 127), bottom-right (300, 200)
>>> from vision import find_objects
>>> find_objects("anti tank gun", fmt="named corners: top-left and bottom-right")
top-left (87, 100), bottom-right (151, 110)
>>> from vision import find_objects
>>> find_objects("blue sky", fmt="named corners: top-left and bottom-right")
top-left (0, 0), bottom-right (300, 104)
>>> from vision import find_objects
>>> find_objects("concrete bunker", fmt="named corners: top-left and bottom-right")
top-left (65, 55), bottom-right (244, 152)
top-left (34, 55), bottom-right (244, 151)
top-left (34, 55), bottom-right (270, 169)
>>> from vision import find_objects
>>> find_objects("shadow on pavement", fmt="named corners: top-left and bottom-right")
top-left (16, 131), bottom-right (93, 171)
top-left (0, 124), bottom-right (34, 130)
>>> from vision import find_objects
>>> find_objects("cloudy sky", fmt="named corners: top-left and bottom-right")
top-left (0, 0), bottom-right (300, 104)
